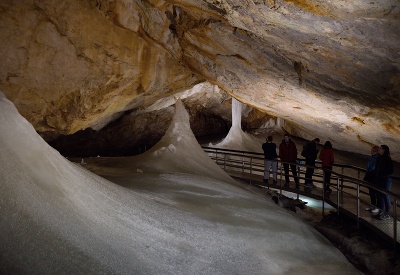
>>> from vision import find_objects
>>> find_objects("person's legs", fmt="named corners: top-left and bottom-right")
top-left (289, 163), bottom-right (299, 186)
top-left (323, 168), bottom-right (327, 186)
top-left (384, 178), bottom-right (392, 213)
top-left (326, 167), bottom-right (332, 184)
top-left (305, 160), bottom-right (315, 186)
top-left (384, 194), bottom-right (391, 214)
top-left (323, 167), bottom-right (332, 190)
top-left (378, 178), bottom-right (392, 220)
top-left (264, 160), bottom-right (270, 181)
top-left (371, 189), bottom-right (378, 207)
top-left (368, 187), bottom-right (377, 206)
top-left (365, 186), bottom-right (378, 211)
top-left (309, 167), bottom-right (315, 184)
top-left (305, 167), bottom-right (312, 185)
top-left (271, 161), bottom-right (278, 182)
top-left (283, 163), bottom-right (290, 183)
top-left (376, 177), bottom-right (386, 215)
top-left (377, 191), bottom-right (385, 211)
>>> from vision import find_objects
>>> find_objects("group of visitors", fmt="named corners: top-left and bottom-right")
top-left (262, 133), bottom-right (395, 221)
top-left (262, 134), bottom-right (330, 189)
top-left (364, 145), bottom-right (394, 220)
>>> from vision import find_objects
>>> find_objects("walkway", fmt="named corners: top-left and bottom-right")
top-left (203, 146), bottom-right (400, 253)
top-left (241, 173), bottom-right (400, 246)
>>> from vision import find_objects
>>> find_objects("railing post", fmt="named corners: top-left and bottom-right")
top-left (296, 161), bottom-right (301, 200)
top-left (393, 198), bottom-right (397, 259)
top-left (356, 182), bottom-right (360, 229)
top-left (337, 176), bottom-right (340, 216)
top-left (322, 181), bottom-right (325, 216)
top-left (223, 153), bottom-right (226, 171)
top-left (279, 162), bottom-right (283, 195)
top-left (242, 152), bottom-right (245, 173)
top-left (297, 161), bottom-right (301, 180)
top-left (340, 178), bottom-right (344, 206)
top-left (249, 157), bottom-right (253, 184)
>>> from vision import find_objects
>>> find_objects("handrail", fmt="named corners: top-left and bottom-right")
top-left (202, 146), bottom-right (400, 182)
top-left (202, 146), bottom-right (400, 257)
top-left (203, 145), bottom-right (400, 202)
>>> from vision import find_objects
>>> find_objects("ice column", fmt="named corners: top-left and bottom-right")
top-left (231, 98), bottom-right (243, 129)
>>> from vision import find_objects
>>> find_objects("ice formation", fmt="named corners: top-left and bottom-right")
top-left (0, 93), bottom-right (359, 274)
top-left (213, 98), bottom-right (264, 152)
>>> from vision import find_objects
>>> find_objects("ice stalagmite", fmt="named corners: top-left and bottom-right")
top-left (135, 99), bottom-right (237, 183)
top-left (214, 97), bottom-right (263, 152)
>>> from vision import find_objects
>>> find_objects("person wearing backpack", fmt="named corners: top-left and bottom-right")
top-left (302, 138), bottom-right (320, 187)
top-left (262, 136), bottom-right (278, 184)
top-left (319, 141), bottom-right (334, 192)
top-left (279, 134), bottom-right (300, 188)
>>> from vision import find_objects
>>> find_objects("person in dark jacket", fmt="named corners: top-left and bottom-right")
top-left (364, 146), bottom-right (379, 212)
top-left (262, 136), bottom-right (278, 184)
top-left (279, 134), bottom-right (299, 188)
top-left (303, 138), bottom-right (320, 187)
top-left (319, 141), bottom-right (334, 192)
top-left (373, 145), bottom-right (394, 220)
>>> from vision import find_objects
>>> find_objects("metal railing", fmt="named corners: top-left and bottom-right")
top-left (202, 146), bottom-right (400, 256)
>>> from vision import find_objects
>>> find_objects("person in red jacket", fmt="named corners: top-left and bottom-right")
top-left (279, 134), bottom-right (300, 188)
top-left (319, 141), bottom-right (334, 192)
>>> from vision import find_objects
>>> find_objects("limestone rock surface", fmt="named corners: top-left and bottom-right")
top-left (0, 0), bottom-right (399, 160)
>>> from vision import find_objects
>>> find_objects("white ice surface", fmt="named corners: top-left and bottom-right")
top-left (0, 93), bottom-right (359, 274)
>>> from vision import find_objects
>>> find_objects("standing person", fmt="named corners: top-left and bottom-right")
top-left (279, 134), bottom-right (300, 188)
top-left (373, 145), bottom-right (394, 220)
top-left (364, 146), bottom-right (379, 212)
top-left (319, 141), bottom-right (334, 192)
top-left (262, 136), bottom-right (278, 184)
top-left (302, 138), bottom-right (320, 187)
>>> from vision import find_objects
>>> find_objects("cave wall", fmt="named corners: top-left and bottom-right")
top-left (0, 0), bottom-right (399, 160)
top-left (0, 0), bottom-right (203, 134)
top-left (46, 83), bottom-right (236, 157)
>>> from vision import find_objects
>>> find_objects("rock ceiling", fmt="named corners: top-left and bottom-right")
top-left (0, 0), bottom-right (399, 160)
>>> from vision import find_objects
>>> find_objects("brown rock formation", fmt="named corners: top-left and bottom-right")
top-left (0, 0), bottom-right (399, 159)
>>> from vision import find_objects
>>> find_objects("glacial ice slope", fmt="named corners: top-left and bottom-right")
top-left (0, 93), bottom-right (359, 274)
